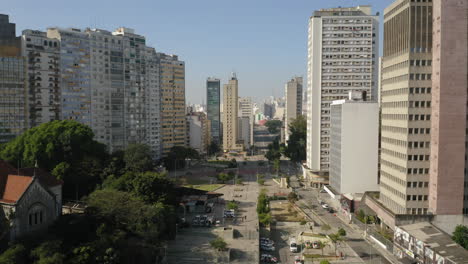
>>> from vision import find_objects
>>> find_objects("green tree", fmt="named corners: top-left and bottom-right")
top-left (0, 244), bottom-right (27, 264)
top-left (31, 240), bottom-right (65, 264)
top-left (131, 172), bottom-right (175, 204)
top-left (273, 159), bottom-right (280, 175)
top-left (257, 190), bottom-right (269, 214)
top-left (283, 115), bottom-right (307, 162)
top-left (320, 260), bottom-right (330, 264)
top-left (86, 189), bottom-right (175, 240)
top-left (210, 237), bottom-right (227, 251)
top-left (208, 142), bottom-right (221, 156)
top-left (288, 192), bottom-right (299, 203)
top-left (258, 212), bottom-right (272, 226)
top-left (164, 146), bottom-right (200, 170)
top-left (452, 225), bottom-right (468, 249)
top-left (265, 120), bottom-right (282, 134)
top-left (123, 144), bottom-right (153, 172)
top-left (216, 172), bottom-right (233, 183)
top-left (318, 241), bottom-right (329, 257)
top-left (227, 200), bottom-right (239, 210)
top-left (0, 120), bottom-right (108, 200)
top-left (265, 138), bottom-right (281, 162)
top-left (0, 120), bottom-right (107, 170)
top-left (338, 227), bottom-right (347, 237)
top-left (329, 233), bottom-right (345, 256)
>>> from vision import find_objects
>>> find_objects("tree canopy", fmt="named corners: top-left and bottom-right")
top-left (123, 144), bottom-right (154, 172)
top-left (265, 120), bottom-right (282, 134)
top-left (265, 137), bottom-right (281, 162)
top-left (284, 115), bottom-right (307, 162)
top-left (452, 225), bottom-right (468, 249)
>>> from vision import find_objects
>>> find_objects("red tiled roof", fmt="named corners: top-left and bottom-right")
top-left (0, 160), bottom-right (17, 198)
top-left (2, 175), bottom-right (33, 203)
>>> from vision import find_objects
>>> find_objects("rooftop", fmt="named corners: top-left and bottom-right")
top-left (399, 222), bottom-right (468, 264)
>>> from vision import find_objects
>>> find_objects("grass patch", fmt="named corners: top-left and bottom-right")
top-left (184, 184), bottom-right (224, 192)
top-left (270, 201), bottom-right (305, 222)
top-left (303, 254), bottom-right (336, 260)
top-left (301, 232), bottom-right (326, 238)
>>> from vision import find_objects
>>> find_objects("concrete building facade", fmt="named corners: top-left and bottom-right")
top-left (429, 0), bottom-right (468, 217)
top-left (222, 74), bottom-right (242, 151)
top-left (187, 112), bottom-right (209, 154)
top-left (238, 97), bottom-right (253, 148)
top-left (379, 0), bottom-right (433, 215)
top-left (306, 6), bottom-right (379, 173)
top-left (329, 94), bottom-right (379, 194)
top-left (21, 30), bottom-right (61, 128)
top-left (284, 76), bottom-right (303, 143)
top-left (159, 53), bottom-right (186, 156)
top-left (206, 78), bottom-right (221, 145)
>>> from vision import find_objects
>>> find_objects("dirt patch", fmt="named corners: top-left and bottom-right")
top-left (270, 201), bottom-right (306, 222)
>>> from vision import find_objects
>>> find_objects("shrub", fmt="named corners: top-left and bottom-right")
top-left (227, 200), bottom-right (239, 211)
top-left (210, 237), bottom-right (227, 251)
top-left (300, 220), bottom-right (307, 225)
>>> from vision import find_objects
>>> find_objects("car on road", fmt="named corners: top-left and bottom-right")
top-left (294, 256), bottom-right (304, 264)
top-left (289, 238), bottom-right (298, 253)
top-left (328, 208), bottom-right (335, 214)
top-left (321, 203), bottom-right (329, 209)
top-left (260, 254), bottom-right (278, 263)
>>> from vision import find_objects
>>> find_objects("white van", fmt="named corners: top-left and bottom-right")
top-left (289, 238), bottom-right (298, 252)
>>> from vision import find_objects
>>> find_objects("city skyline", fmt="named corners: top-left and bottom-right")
top-left (1, 0), bottom-right (394, 104)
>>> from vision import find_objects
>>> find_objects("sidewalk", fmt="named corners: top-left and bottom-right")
top-left (307, 188), bottom-right (402, 264)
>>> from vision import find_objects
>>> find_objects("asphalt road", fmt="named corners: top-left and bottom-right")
top-left (291, 176), bottom-right (391, 264)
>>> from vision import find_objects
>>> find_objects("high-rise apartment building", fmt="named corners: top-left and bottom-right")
top-left (206, 78), bottom-right (221, 145)
top-left (21, 30), bottom-right (61, 128)
top-left (0, 15), bottom-right (26, 143)
top-left (306, 6), bottom-right (379, 173)
top-left (223, 73), bottom-right (242, 151)
top-left (187, 111), bottom-right (210, 154)
top-left (159, 53), bottom-right (186, 156)
top-left (238, 97), bottom-right (253, 147)
top-left (380, 0), bottom-right (433, 215)
top-left (285, 76), bottom-right (303, 143)
top-left (429, 0), bottom-right (468, 217)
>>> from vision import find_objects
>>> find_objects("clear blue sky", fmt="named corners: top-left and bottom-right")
top-left (3, 0), bottom-right (394, 104)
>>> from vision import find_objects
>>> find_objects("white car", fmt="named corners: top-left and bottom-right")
top-left (289, 239), bottom-right (298, 252)
top-left (321, 203), bottom-right (329, 209)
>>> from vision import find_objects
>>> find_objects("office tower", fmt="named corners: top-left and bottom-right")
top-left (306, 6), bottom-right (379, 173)
top-left (158, 52), bottom-right (186, 156)
top-left (223, 73), bottom-right (242, 151)
top-left (429, 0), bottom-right (468, 217)
top-left (380, 0), bottom-right (433, 215)
top-left (21, 30), bottom-right (61, 128)
top-left (263, 102), bottom-right (275, 119)
top-left (0, 15), bottom-right (26, 143)
top-left (207, 78), bottom-right (221, 145)
top-left (238, 97), bottom-right (253, 147)
top-left (329, 92), bottom-right (379, 194)
top-left (284, 76), bottom-right (303, 143)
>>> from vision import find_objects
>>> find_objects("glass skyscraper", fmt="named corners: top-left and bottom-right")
top-left (206, 77), bottom-right (221, 145)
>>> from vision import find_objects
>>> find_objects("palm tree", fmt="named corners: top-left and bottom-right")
top-left (318, 240), bottom-right (329, 256)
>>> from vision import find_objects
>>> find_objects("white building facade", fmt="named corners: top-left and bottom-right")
top-left (306, 6), bottom-right (379, 173)
top-left (329, 95), bottom-right (379, 194)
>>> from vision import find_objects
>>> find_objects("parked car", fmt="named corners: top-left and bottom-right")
top-left (192, 215), bottom-right (201, 226)
top-left (319, 188), bottom-right (327, 193)
top-left (312, 241), bottom-right (320, 249)
top-left (261, 254), bottom-right (278, 263)
top-left (294, 256), bottom-right (304, 264)
top-left (289, 238), bottom-right (298, 252)
top-left (200, 215), bottom-right (207, 226)
top-left (321, 203), bottom-right (329, 209)
top-left (261, 245), bottom-right (275, 252)
top-left (224, 209), bottom-right (235, 218)
top-left (328, 208), bottom-right (335, 214)
top-left (261, 240), bottom-right (274, 247)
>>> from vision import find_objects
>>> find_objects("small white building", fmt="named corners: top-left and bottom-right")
top-left (329, 92), bottom-right (379, 194)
